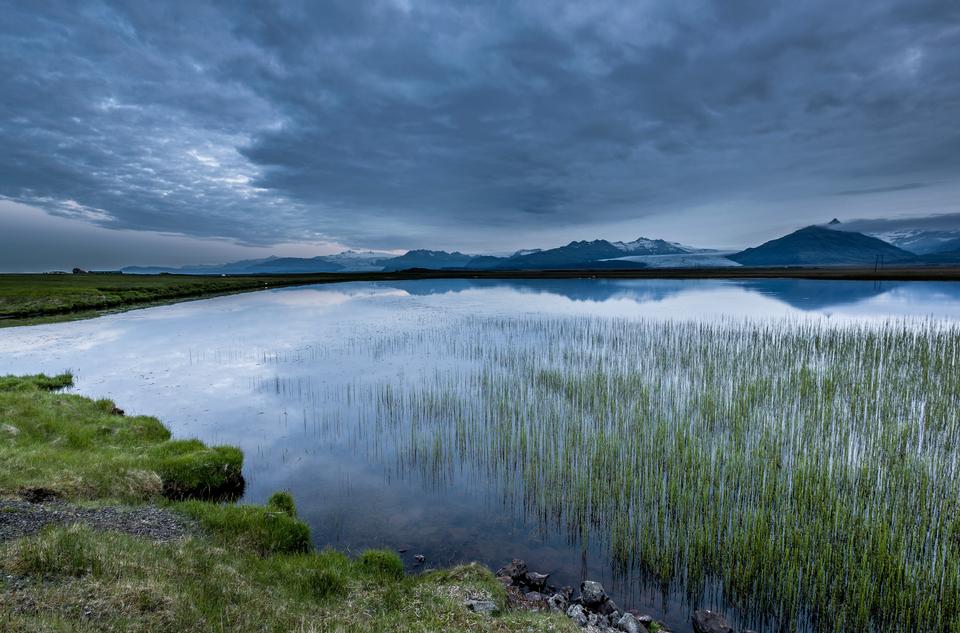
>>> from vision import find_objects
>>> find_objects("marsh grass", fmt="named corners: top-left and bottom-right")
top-left (300, 316), bottom-right (960, 632)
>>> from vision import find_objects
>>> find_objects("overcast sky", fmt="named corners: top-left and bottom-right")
top-left (2, 0), bottom-right (959, 269)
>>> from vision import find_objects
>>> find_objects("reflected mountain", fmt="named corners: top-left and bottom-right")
top-left (381, 278), bottom-right (905, 312)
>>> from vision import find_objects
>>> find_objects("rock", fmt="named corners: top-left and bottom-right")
top-left (635, 614), bottom-right (653, 626)
top-left (524, 591), bottom-right (547, 602)
top-left (560, 585), bottom-right (575, 600)
top-left (413, 554), bottom-right (425, 564)
top-left (691, 610), bottom-right (733, 633)
top-left (580, 580), bottom-right (607, 608)
top-left (496, 558), bottom-right (528, 583)
top-left (597, 598), bottom-right (620, 617)
top-left (109, 406), bottom-right (125, 416)
top-left (617, 612), bottom-right (643, 633)
top-left (547, 592), bottom-right (568, 613)
top-left (465, 599), bottom-right (498, 615)
top-left (1, 423), bottom-right (19, 436)
top-left (567, 604), bottom-right (589, 627)
top-left (525, 570), bottom-right (550, 590)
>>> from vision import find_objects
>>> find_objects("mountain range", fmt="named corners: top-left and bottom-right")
top-left (123, 221), bottom-right (960, 274)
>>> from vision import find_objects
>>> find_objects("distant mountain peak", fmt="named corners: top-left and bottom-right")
top-left (828, 218), bottom-right (841, 225)
top-left (611, 236), bottom-right (691, 255)
top-left (729, 225), bottom-right (914, 266)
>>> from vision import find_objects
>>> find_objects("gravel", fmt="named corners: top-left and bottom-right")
top-left (0, 496), bottom-right (196, 543)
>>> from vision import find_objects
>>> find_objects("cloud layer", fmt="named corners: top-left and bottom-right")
top-left (2, 0), bottom-right (959, 252)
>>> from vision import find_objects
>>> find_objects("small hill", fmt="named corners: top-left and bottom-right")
top-left (728, 226), bottom-right (915, 266)
top-left (378, 250), bottom-right (474, 271)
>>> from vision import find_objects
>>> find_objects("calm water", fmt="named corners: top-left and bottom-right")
top-left (3, 278), bottom-right (960, 632)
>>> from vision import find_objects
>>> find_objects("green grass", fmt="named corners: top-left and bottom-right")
top-left (0, 374), bottom-right (241, 502)
top-left (0, 525), bottom-right (572, 633)
top-left (0, 374), bottom-right (575, 632)
top-left (0, 273), bottom-right (328, 327)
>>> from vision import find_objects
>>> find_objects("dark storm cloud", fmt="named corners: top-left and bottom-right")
top-left (832, 182), bottom-right (930, 196)
top-left (1, 0), bottom-right (959, 251)
top-left (842, 212), bottom-right (960, 234)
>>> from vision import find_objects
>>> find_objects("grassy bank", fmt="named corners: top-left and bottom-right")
top-left (0, 375), bottom-right (572, 632)
top-left (0, 274), bottom-right (323, 327)
top-left (4, 266), bottom-right (960, 327)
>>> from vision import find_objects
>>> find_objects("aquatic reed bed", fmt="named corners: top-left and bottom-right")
top-left (329, 316), bottom-right (960, 632)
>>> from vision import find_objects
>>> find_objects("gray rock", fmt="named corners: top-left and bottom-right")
top-left (598, 598), bottom-right (620, 617)
top-left (617, 612), bottom-right (643, 633)
top-left (547, 593), bottom-right (568, 613)
top-left (524, 591), bottom-right (546, 602)
top-left (636, 615), bottom-right (654, 626)
top-left (496, 558), bottom-right (528, 583)
top-left (525, 571), bottom-right (550, 590)
top-left (1, 424), bottom-right (19, 436)
top-left (464, 599), bottom-right (497, 615)
top-left (560, 585), bottom-right (575, 600)
top-left (580, 580), bottom-right (607, 608)
top-left (691, 610), bottom-right (733, 633)
top-left (413, 554), bottom-right (425, 564)
top-left (567, 604), bottom-right (589, 627)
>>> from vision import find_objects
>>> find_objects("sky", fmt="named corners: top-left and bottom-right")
top-left (1, 0), bottom-right (959, 269)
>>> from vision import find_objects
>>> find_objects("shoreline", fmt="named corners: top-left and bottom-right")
top-left (0, 373), bottom-right (734, 633)
top-left (3, 265), bottom-right (960, 328)
top-left (0, 374), bottom-right (575, 631)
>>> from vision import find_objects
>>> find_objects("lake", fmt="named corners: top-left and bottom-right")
top-left (2, 278), bottom-right (960, 632)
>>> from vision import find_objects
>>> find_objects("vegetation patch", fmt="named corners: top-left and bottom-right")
top-left (0, 374), bottom-right (241, 503)
top-left (352, 316), bottom-right (960, 632)
top-left (0, 374), bottom-right (575, 632)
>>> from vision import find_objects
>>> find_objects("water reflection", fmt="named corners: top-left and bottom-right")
top-left (1, 278), bottom-right (959, 632)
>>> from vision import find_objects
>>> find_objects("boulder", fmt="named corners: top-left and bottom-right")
top-left (525, 571), bottom-right (550, 590)
top-left (560, 585), bottom-right (575, 600)
top-left (617, 612), bottom-right (643, 633)
top-left (597, 598), bottom-right (620, 617)
top-left (691, 610), bottom-right (733, 633)
top-left (1, 423), bottom-right (19, 436)
top-left (496, 558), bottom-right (528, 583)
top-left (567, 604), bottom-right (589, 627)
top-left (547, 592), bottom-right (568, 613)
top-left (580, 580), bottom-right (607, 608)
top-left (465, 599), bottom-right (497, 615)
top-left (524, 591), bottom-right (547, 602)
